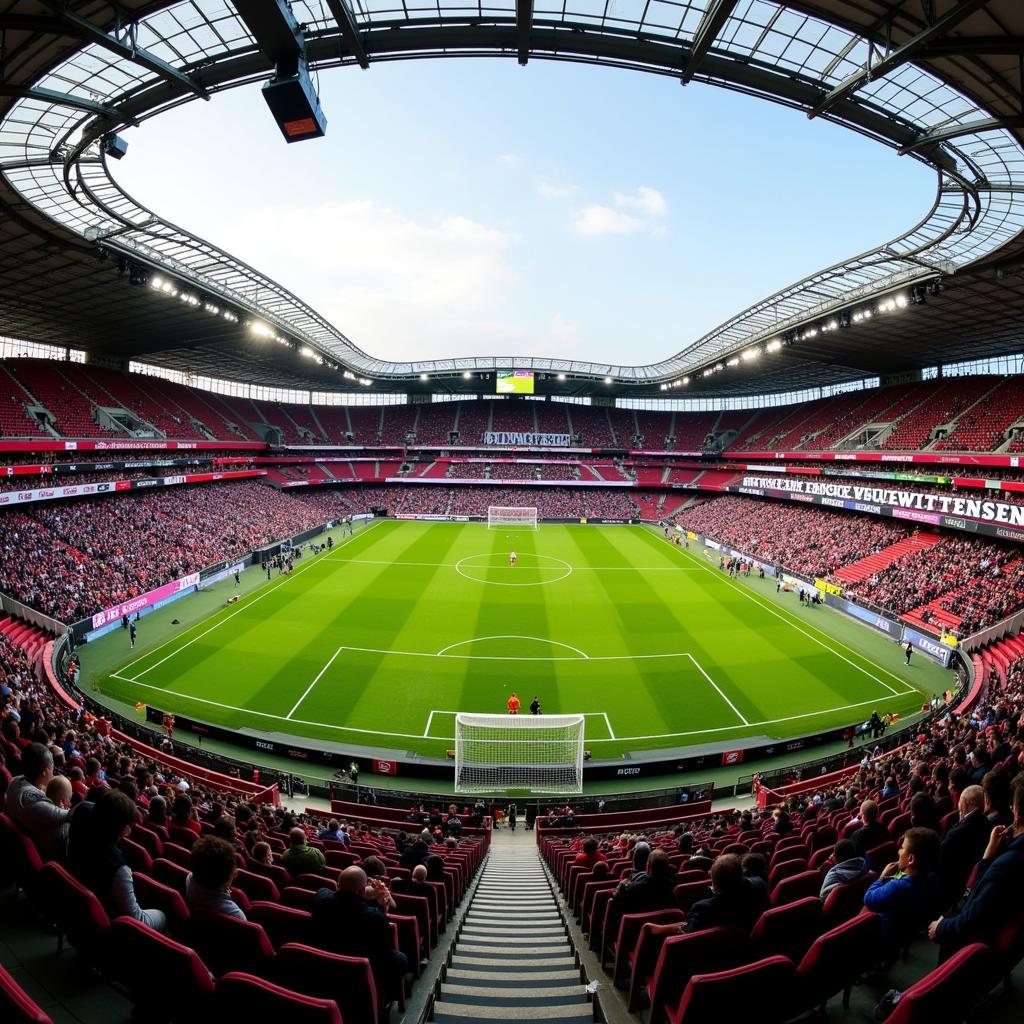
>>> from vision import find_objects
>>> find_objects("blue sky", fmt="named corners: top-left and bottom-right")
top-left (115, 58), bottom-right (933, 366)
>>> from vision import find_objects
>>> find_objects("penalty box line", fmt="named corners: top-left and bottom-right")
top-left (425, 709), bottom-right (615, 739)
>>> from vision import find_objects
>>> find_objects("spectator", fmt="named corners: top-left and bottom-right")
top-left (317, 818), bottom-right (344, 843)
top-left (310, 866), bottom-right (408, 990)
top-left (281, 826), bottom-right (326, 876)
top-left (186, 835), bottom-right (246, 920)
top-left (851, 800), bottom-right (889, 856)
top-left (686, 854), bottom-right (765, 932)
top-left (574, 836), bottom-right (607, 869)
top-left (930, 775), bottom-right (1024, 960)
top-left (170, 793), bottom-right (200, 835)
top-left (250, 841), bottom-right (272, 867)
top-left (68, 790), bottom-right (166, 932)
top-left (935, 785), bottom-right (991, 913)
top-left (5, 741), bottom-right (70, 859)
top-left (864, 827), bottom-right (940, 955)
top-left (820, 839), bottom-right (869, 899)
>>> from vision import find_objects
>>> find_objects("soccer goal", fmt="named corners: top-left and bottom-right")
top-left (454, 713), bottom-right (585, 794)
top-left (487, 506), bottom-right (538, 530)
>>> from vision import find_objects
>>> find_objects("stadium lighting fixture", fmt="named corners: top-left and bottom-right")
top-left (682, 376), bottom-right (690, 385)
top-left (896, 293), bottom-right (909, 308)
top-left (150, 275), bottom-right (163, 290)
top-left (203, 302), bottom-right (220, 315)
top-left (462, 371), bottom-right (472, 379)
top-left (249, 321), bottom-right (274, 338)
top-left (659, 383), bottom-right (667, 390)
top-left (419, 373), bottom-right (429, 381)
top-left (742, 347), bottom-right (760, 361)
top-left (604, 376), bottom-right (613, 384)
top-left (766, 339), bottom-right (782, 353)
top-left (557, 373), bottom-right (566, 380)
top-left (727, 357), bottom-right (739, 367)
top-left (222, 310), bottom-right (239, 323)
top-left (360, 378), bottom-right (372, 385)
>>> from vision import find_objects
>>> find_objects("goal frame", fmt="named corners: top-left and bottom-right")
top-left (454, 713), bottom-right (585, 794)
top-left (487, 505), bottom-right (539, 530)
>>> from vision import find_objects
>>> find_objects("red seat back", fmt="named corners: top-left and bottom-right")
top-left (751, 896), bottom-right (823, 963)
top-left (248, 901), bottom-right (312, 949)
top-left (39, 862), bottom-right (110, 956)
top-left (822, 871), bottom-right (876, 928)
top-left (797, 911), bottom-right (882, 1010)
top-left (648, 927), bottom-right (748, 1023)
top-left (276, 942), bottom-right (379, 1024)
top-left (771, 869), bottom-right (822, 907)
top-left (886, 943), bottom-right (991, 1024)
top-left (216, 972), bottom-right (342, 1024)
top-left (132, 872), bottom-right (190, 933)
top-left (0, 963), bottom-right (52, 1024)
top-left (670, 956), bottom-right (797, 1024)
top-left (186, 909), bottom-right (275, 977)
top-left (234, 868), bottom-right (280, 903)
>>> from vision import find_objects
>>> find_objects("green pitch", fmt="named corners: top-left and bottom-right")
top-left (100, 521), bottom-right (941, 759)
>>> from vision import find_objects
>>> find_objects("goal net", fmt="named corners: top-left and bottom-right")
top-left (487, 506), bottom-right (538, 530)
top-left (454, 713), bottom-right (585, 794)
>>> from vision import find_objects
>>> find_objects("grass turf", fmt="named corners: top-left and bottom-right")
top-left (97, 520), bottom-right (945, 759)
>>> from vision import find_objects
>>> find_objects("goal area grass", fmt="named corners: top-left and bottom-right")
top-left (96, 520), bottom-right (945, 760)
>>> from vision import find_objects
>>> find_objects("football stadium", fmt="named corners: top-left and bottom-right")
top-left (3, 2), bottom-right (1024, 1023)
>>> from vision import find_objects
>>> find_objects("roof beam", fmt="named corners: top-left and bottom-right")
top-left (324, 0), bottom-right (370, 69)
top-left (809, 0), bottom-right (991, 119)
top-left (682, 0), bottom-right (739, 84)
top-left (0, 85), bottom-right (139, 126)
top-left (922, 34), bottom-right (1024, 56)
top-left (38, 2), bottom-right (208, 100)
top-left (516, 0), bottom-right (533, 66)
top-left (899, 115), bottom-right (1024, 154)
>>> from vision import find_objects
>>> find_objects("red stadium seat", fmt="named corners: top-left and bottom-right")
top-left (666, 956), bottom-right (797, 1024)
top-left (0, 963), bottom-right (52, 1024)
top-left (750, 896), bottom-right (823, 963)
top-left (38, 862), bottom-right (110, 958)
top-left (185, 909), bottom-right (275, 977)
top-left (215, 972), bottom-right (342, 1024)
top-left (796, 911), bottom-right (882, 1011)
top-left (275, 942), bottom-right (380, 1024)
top-left (885, 943), bottom-right (991, 1024)
top-left (247, 901), bottom-right (312, 949)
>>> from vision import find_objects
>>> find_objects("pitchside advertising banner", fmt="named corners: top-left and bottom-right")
top-left (91, 572), bottom-right (201, 629)
top-left (484, 431), bottom-right (572, 447)
top-left (734, 476), bottom-right (1024, 544)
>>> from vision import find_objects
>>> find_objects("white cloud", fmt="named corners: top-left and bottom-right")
top-left (572, 205), bottom-right (644, 236)
top-left (219, 200), bottom-right (521, 360)
top-left (537, 179), bottom-right (579, 199)
top-left (615, 186), bottom-right (668, 219)
top-left (571, 186), bottom-right (668, 237)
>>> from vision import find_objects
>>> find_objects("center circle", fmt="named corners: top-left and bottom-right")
top-left (454, 552), bottom-right (573, 586)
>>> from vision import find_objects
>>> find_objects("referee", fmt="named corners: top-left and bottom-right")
top-left (530, 696), bottom-right (541, 715)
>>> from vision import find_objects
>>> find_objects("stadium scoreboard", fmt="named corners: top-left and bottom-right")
top-left (496, 370), bottom-right (535, 395)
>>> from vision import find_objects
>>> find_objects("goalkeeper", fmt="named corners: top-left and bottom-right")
top-left (507, 692), bottom-right (521, 715)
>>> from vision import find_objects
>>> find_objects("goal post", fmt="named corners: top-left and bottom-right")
top-left (454, 713), bottom-right (585, 794)
top-left (487, 506), bottom-right (538, 530)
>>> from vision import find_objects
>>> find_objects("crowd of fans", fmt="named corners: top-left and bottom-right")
top-left (0, 482), bottom-right (329, 622)
top-left (847, 536), bottom-right (1023, 633)
top-left (674, 495), bottom-right (907, 578)
top-left (545, 656), bottom-right (1024, 1013)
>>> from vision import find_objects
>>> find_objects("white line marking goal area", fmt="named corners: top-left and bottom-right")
top-left (425, 709), bottom-right (616, 739)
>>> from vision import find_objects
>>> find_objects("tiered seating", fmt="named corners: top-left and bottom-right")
top-left (252, 400), bottom-right (306, 444)
top-left (8, 359), bottom-right (118, 438)
top-left (348, 406), bottom-right (381, 444)
top-left (0, 367), bottom-right (51, 438)
top-left (489, 400), bottom-right (537, 435)
top-left (801, 385), bottom-right (914, 451)
top-left (312, 405), bottom-right (351, 443)
top-left (882, 377), bottom-right (994, 450)
top-left (413, 403), bottom-right (457, 444)
top-left (79, 366), bottom-right (188, 437)
top-left (454, 400), bottom-right (490, 442)
top-left (728, 407), bottom-right (790, 451)
top-left (568, 404), bottom-right (614, 446)
top-left (607, 408), bottom-right (637, 446)
top-left (378, 405), bottom-right (417, 444)
top-left (832, 533), bottom-right (942, 584)
top-left (159, 380), bottom-right (256, 440)
top-left (690, 469), bottom-right (738, 489)
top-left (671, 412), bottom-right (717, 450)
top-left (935, 376), bottom-right (1024, 451)
top-left (210, 394), bottom-right (265, 439)
top-left (536, 401), bottom-right (571, 436)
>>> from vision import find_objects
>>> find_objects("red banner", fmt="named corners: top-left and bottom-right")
top-left (721, 749), bottom-right (745, 767)
top-left (372, 758), bottom-right (398, 776)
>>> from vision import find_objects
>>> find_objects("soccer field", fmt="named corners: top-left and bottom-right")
top-left (100, 520), bottom-right (939, 759)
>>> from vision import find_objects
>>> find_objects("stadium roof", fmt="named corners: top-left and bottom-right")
top-left (1, 0), bottom-right (1024, 398)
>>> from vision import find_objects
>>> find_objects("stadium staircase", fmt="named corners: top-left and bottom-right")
top-left (832, 532), bottom-right (943, 584)
top-left (430, 830), bottom-right (595, 1023)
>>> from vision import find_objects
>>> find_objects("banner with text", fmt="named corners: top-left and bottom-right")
top-left (91, 572), bottom-right (201, 629)
top-left (484, 431), bottom-right (572, 447)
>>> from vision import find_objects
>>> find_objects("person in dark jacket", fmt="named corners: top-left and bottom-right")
top-left (851, 800), bottom-right (889, 856)
top-left (686, 854), bottom-right (765, 933)
top-left (935, 785), bottom-right (991, 913)
top-left (820, 839), bottom-right (869, 899)
top-left (930, 775), bottom-right (1024, 961)
top-left (863, 827), bottom-right (939, 956)
top-left (68, 789), bottom-right (165, 932)
top-left (311, 866), bottom-right (408, 987)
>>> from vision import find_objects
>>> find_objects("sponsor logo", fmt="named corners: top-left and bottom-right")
top-left (616, 767), bottom-right (641, 776)
top-left (286, 748), bottom-right (310, 761)
top-left (852, 503), bottom-right (882, 514)
top-left (255, 740), bottom-right (274, 752)
top-left (996, 527), bottom-right (1023, 541)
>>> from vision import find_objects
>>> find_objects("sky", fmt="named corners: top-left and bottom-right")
top-left (113, 58), bottom-right (934, 368)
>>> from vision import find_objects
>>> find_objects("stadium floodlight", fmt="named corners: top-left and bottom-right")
top-left (454, 713), bottom-right (585, 794)
top-left (463, 371), bottom-right (472, 379)
top-left (604, 376), bottom-right (613, 384)
top-left (419, 373), bottom-right (429, 381)
top-left (487, 506), bottom-right (538, 530)
top-left (742, 347), bottom-right (760, 361)
top-left (557, 373), bottom-right (566, 380)
top-left (766, 339), bottom-right (782, 352)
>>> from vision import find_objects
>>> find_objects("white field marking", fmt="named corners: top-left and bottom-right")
top-left (119, 519), bottom-right (385, 679)
top-left (285, 646), bottom-right (345, 720)
top-left (685, 653), bottom-right (749, 726)
top-left (325, 557), bottom-right (700, 571)
top-left (436, 636), bottom-right (589, 658)
top-left (110, 672), bottom-right (444, 742)
top-left (336, 644), bottom-right (693, 663)
top-left (454, 553), bottom-right (572, 587)
top-left (424, 709), bottom-right (615, 738)
top-left (662, 532), bottom-right (916, 698)
top-left (108, 671), bottom-right (914, 745)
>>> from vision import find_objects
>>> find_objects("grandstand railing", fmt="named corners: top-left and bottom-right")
top-left (960, 607), bottom-right (1024, 653)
